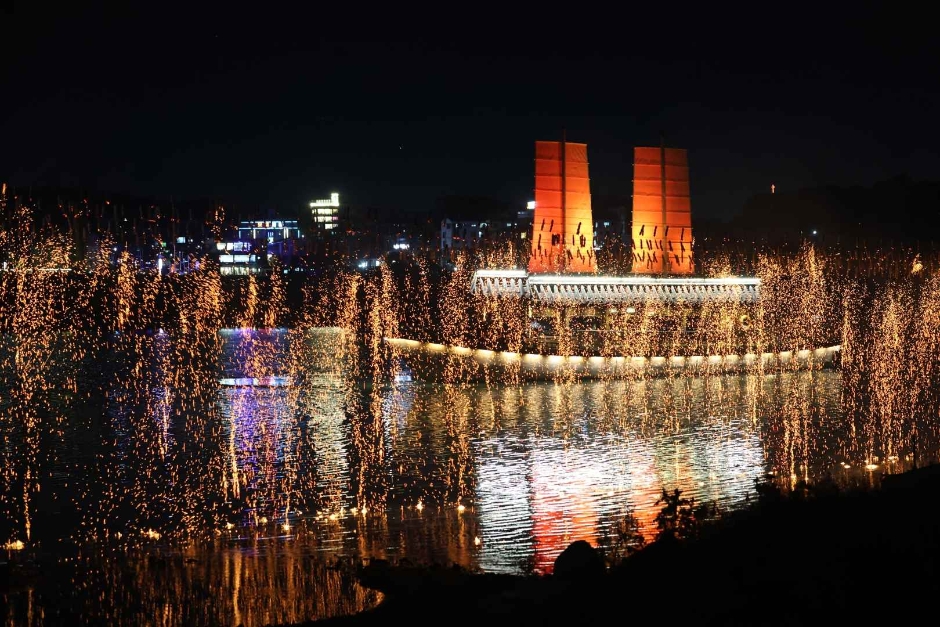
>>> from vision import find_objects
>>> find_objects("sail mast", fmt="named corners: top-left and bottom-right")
top-left (561, 128), bottom-right (567, 272)
top-left (660, 132), bottom-right (669, 275)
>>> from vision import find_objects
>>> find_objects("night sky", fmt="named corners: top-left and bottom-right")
top-left (2, 6), bottom-right (938, 222)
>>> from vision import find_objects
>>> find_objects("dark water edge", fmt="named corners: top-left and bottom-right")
top-left (1, 539), bottom-right (383, 626)
top-left (291, 464), bottom-right (940, 627)
top-left (5, 465), bottom-right (938, 626)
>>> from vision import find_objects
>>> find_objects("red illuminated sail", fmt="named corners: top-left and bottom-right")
top-left (529, 141), bottom-right (595, 273)
top-left (631, 146), bottom-right (694, 274)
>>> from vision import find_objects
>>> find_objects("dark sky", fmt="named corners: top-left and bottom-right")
top-left (2, 5), bottom-right (937, 221)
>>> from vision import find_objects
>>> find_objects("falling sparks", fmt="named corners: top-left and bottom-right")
top-left (2, 191), bottom-right (940, 612)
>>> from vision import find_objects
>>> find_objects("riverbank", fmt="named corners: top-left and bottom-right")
top-left (287, 464), bottom-right (940, 626)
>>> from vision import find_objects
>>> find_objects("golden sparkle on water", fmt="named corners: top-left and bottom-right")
top-left (2, 188), bottom-right (940, 621)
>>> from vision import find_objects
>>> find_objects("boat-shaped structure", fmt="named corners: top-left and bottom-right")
top-left (386, 337), bottom-right (841, 382)
top-left (386, 265), bottom-right (841, 382)
top-left (389, 139), bottom-right (839, 382)
top-left (388, 268), bottom-right (840, 382)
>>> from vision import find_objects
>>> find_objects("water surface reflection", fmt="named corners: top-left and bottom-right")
top-left (0, 328), bottom-right (925, 625)
top-left (3, 540), bottom-right (381, 626)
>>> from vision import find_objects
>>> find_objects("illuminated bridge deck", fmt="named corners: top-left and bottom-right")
top-left (470, 270), bottom-right (761, 304)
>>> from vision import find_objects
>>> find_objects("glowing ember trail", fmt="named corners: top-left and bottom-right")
top-left (2, 190), bottom-right (940, 623)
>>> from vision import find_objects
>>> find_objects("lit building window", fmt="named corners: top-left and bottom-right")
top-left (310, 192), bottom-right (341, 234)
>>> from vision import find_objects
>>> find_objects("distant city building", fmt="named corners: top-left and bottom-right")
top-left (212, 218), bottom-right (305, 274)
top-left (238, 218), bottom-right (303, 260)
top-left (310, 192), bottom-right (341, 234)
top-left (238, 219), bottom-right (301, 242)
top-left (353, 257), bottom-right (383, 272)
top-left (440, 219), bottom-right (486, 256)
top-left (592, 218), bottom-right (618, 249)
top-left (439, 202), bottom-right (534, 266)
top-left (515, 201), bottom-right (535, 243)
top-left (391, 235), bottom-right (412, 251)
top-left (215, 240), bottom-right (257, 275)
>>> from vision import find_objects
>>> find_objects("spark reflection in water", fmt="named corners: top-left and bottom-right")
top-left (3, 200), bottom-right (940, 624)
top-left (2, 542), bottom-right (382, 626)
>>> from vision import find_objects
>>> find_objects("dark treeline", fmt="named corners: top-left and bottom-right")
top-left (718, 174), bottom-right (940, 246)
top-left (5, 176), bottom-right (940, 269)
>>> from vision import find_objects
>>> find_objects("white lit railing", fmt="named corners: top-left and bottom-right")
top-left (470, 270), bottom-right (760, 304)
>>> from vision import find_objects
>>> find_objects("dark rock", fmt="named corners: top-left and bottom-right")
top-left (881, 463), bottom-right (940, 492)
top-left (553, 540), bottom-right (605, 580)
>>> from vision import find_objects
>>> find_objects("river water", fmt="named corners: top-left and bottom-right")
top-left (0, 327), bottom-right (924, 626)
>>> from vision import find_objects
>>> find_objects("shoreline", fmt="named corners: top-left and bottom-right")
top-left (281, 463), bottom-right (940, 626)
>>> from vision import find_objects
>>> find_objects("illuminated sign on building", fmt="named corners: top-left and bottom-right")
top-left (310, 192), bottom-right (340, 208)
top-left (237, 220), bottom-right (301, 243)
top-left (309, 192), bottom-right (340, 231)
